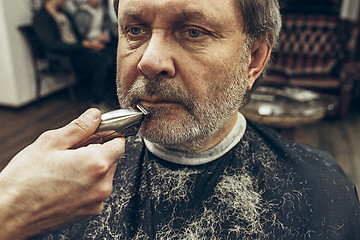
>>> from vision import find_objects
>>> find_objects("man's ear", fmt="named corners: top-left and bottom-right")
top-left (247, 39), bottom-right (271, 90)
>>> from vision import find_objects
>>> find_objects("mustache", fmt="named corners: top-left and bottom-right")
top-left (123, 77), bottom-right (196, 111)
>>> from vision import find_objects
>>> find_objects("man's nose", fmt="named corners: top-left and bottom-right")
top-left (137, 35), bottom-right (176, 79)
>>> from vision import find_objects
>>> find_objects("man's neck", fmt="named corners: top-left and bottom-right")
top-left (203, 113), bottom-right (239, 151)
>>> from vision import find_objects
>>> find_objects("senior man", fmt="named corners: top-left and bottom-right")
top-left (0, 0), bottom-right (359, 239)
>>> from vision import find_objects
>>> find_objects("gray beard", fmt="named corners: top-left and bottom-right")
top-left (118, 61), bottom-right (249, 152)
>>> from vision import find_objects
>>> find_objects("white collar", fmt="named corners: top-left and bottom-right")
top-left (144, 112), bottom-right (246, 166)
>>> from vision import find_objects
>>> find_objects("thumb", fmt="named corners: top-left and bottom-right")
top-left (43, 108), bottom-right (102, 150)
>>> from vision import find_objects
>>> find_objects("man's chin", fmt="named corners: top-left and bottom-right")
top-left (138, 111), bottom-right (200, 146)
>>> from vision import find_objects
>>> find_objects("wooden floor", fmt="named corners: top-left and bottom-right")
top-left (1, 89), bottom-right (360, 192)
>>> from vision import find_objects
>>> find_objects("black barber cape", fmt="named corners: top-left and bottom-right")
top-left (32, 120), bottom-right (360, 239)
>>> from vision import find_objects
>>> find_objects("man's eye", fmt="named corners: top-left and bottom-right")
top-left (186, 29), bottom-right (202, 38)
top-left (128, 27), bottom-right (143, 36)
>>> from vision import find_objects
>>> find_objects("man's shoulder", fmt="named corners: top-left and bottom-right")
top-left (237, 121), bottom-right (360, 235)
top-left (238, 119), bottom-right (355, 193)
top-left (243, 120), bottom-right (339, 171)
top-left (240, 119), bottom-right (360, 207)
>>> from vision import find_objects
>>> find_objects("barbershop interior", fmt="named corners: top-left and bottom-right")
top-left (0, 0), bottom-right (360, 191)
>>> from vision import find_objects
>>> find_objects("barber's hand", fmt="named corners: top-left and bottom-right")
top-left (0, 109), bottom-right (125, 240)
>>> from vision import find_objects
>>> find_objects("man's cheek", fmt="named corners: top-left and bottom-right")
top-left (117, 73), bottom-right (134, 96)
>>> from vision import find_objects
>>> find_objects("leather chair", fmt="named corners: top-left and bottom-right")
top-left (262, 14), bottom-right (360, 117)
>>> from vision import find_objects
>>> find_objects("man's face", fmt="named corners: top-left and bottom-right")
top-left (116, 0), bottom-right (251, 151)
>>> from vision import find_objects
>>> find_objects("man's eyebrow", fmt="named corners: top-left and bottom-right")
top-left (175, 9), bottom-right (223, 31)
top-left (119, 10), bottom-right (145, 23)
top-left (177, 9), bottom-right (207, 21)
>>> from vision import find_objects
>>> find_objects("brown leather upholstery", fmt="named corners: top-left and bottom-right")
top-left (263, 14), bottom-right (360, 117)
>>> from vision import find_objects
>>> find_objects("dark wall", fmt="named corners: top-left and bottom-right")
top-left (279, 0), bottom-right (341, 15)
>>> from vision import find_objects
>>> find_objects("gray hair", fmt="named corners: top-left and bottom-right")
top-left (235, 0), bottom-right (282, 50)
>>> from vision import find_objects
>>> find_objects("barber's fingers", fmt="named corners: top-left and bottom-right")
top-left (70, 137), bottom-right (125, 174)
top-left (36, 108), bottom-right (102, 150)
top-left (101, 137), bottom-right (126, 163)
top-left (65, 138), bottom-right (124, 199)
top-left (80, 137), bottom-right (125, 167)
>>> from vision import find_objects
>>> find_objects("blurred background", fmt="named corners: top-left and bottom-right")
top-left (0, 0), bottom-right (360, 192)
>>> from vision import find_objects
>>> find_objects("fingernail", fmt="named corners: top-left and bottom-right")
top-left (80, 108), bottom-right (101, 121)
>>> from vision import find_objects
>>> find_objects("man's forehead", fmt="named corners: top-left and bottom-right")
top-left (117, 0), bottom-right (234, 10)
top-left (121, 7), bottom-right (213, 24)
top-left (116, 0), bottom-right (240, 26)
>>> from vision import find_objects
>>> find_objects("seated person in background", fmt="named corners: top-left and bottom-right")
top-left (33, 0), bottom-right (114, 110)
top-left (0, 0), bottom-right (359, 239)
top-left (73, 0), bottom-right (118, 99)
top-left (73, 0), bottom-right (115, 47)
